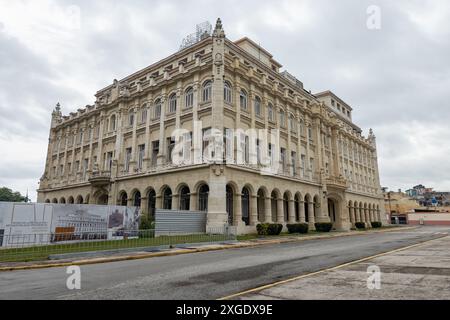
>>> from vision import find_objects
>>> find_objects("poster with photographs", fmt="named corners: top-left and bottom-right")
top-left (0, 202), bottom-right (141, 247)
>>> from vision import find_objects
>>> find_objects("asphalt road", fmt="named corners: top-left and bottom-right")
top-left (0, 226), bottom-right (448, 300)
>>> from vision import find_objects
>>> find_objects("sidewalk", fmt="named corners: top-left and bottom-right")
top-left (0, 226), bottom-right (416, 272)
top-left (233, 233), bottom-right (450, 300)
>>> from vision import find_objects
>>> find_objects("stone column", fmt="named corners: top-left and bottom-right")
top-left (129, 107), bottom-right (138, 172)
top-left (264, 196), bottom-right (272, 223)
top-left (157, 94), bottom-right (167, 166)
top-left (250, 195), bottom-right (258, 226)
top-left (190, 192), bottom-right (198, 211)
top-left (143, 97), bottom-right (152, 171)
top-left (206, 166), bottom-right (228, 232)
top-left (172, 193), bottom-right (180, 210)
top-left (97, 113), bottom-right (105, 171)
top-left (140, 196), bottom-right (148, 216)
top-left (365, 208), bottom-right (371, 227)
top-left (308, 201), bottom-right (316, 230)
top-left (234, 193), bottom-right (242, 227)
top-left (299, 200), bottom-right (306, 223)
top-left (155, 194), bottom-right (162, 209)
top-left (288, 200), bottom-right (296, 223)
top-left (350, 206), bottom-right (356, 226)
top-left (276, 197), bottom-right (284, 223)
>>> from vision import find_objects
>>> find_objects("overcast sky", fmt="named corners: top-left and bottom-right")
top-left (1, 0), bottom-right (449, 201)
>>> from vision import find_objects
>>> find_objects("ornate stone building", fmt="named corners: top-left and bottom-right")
top-left (37, 19), bottom-right (387, 234)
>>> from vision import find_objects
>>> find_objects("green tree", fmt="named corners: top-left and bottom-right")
top-left (0, 187), bottom-right (28, 202)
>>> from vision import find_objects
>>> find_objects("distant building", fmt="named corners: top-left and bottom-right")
top-left (57, 209), bottom-right (107, 235)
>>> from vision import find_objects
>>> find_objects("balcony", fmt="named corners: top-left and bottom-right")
top-left (326, 175), bottom-right (348, 190)
top-left (89, 171), bottom-right (111, 186)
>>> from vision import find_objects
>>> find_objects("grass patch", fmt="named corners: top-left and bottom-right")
top-left (0, 233), bottom-right (232, 263)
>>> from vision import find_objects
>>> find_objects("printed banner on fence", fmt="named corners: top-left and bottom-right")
top-left (0, 202), bottom-right (141, 247)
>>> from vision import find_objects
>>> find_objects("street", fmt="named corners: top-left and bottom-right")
top-left (0, 226), bottom-right (448, 300)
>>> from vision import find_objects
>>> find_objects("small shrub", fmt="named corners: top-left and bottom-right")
top-left (256, 223), bottom-right (270, 236)
top-left (268, 224), bottom-right (283, 235)
top-left (139, 215), bottom-right (154, 230)
top-left (287, 223), bottom-right (309, 234)
top-left (287, 224), bottom-right (297, 234)
top-left (298, 223), bottom-right (309, 234)
top-left (277, 224), bottom-right (283, 235)
top-left (315, 222), bottom-right (333, 232)
top-left (371, 221), bottom-right (382, 228)
top-left (355, 222), bottom-right (366, 230)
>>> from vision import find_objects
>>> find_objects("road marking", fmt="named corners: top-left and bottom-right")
top-left (218, 235), bottom-right (448, 300)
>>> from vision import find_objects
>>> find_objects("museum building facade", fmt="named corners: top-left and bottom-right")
top-left (37, 19), bottom-right (387, 234)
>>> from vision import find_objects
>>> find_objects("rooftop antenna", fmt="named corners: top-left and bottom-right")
top-left (180, 21), bottom-right (212, 50)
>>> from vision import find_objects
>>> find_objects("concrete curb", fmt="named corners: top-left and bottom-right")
top-left (0, 226), bottom-right (418, 272)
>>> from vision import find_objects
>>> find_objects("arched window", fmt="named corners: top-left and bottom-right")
top-left (198, 184), bottom-right (209, 212)
top-left (283, 193), bottom-right (290, 222)
top-left (163, 187), bottom-right (173, 210)
top-left (133, 191), bottom-right (141, 208)
top-left (241, 187), bottom-right (250, 225)
top-left (202, 81), bottom-right (212, 102)
top-left (240, 90), bottom-right (248, 111)
top-left (154, 99), bottom-right (162, 118)
top-left (147, 189), bottom-right (156, 219)
top-left (169, 93), bottom-right (177, 113)
top-left (120, 192), bottom-right (128, 206)
top-left (224, 81), bottom-right (232, 103)
top-left (110, 115), bottom-right (116, 131)
top-left (268, 103), bottom-right (274, 122)
top-left (76, 196), bottom-right (84, 204)
top-left (179, 186), bottom-right (191, 211)
top-left (185, 87), bottom-right (194, 108)
top-left (255, 96), bottom-right (261, 117)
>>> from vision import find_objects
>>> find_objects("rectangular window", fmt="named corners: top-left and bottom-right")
top-left (105, 152), bottom-right (113, 171)
top-left (224, 128), bottom-right (233, 162)
top-left (83, 159), bottom-right (89, 178)
top-left (268, 107), bottom-right (274, 122)
top-left (75, 161), bottom-right (80, 173)
top-left (256, 139), bottom-right (261, 165)
top-left (301, 154), bottom-right (306, 178)
top-left (125, 148), bottom-right (132, 172)
top-left (141, 109), bottom-right (147, 124)
top-left (167, 137), bottom-right (175, 163)
top-left (152, 141), bottom-right (159, 166)
top-left (255, 99), bottom-right (261, 117)
top-left (291, 151), bottom-right (297, 176)
top-left (154, 104), bottom-right (161, 119)
top-left (60, 165), bottom-right (64, 176)
top-left (281, 148), bottom-right (286, 172)
top-left (169, 98), bottom-right (177, 113)
top-left (244, 135), bottom-right (249, 164)
top-left (202, 128), bottom-right (212, 161)
top-left (138, 144), bottom-right (145, 170)
top-left (129, 113), bottom-right (134, 126)
top-left (182, 132), bottom-right (192, 162)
